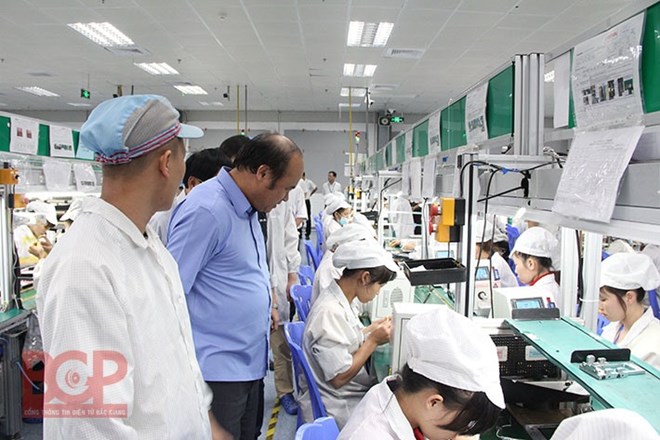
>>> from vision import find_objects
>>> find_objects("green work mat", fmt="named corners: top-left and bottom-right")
top-left (506, 317), bottom-right (660, 432)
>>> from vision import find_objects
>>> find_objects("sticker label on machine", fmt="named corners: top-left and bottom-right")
top-left (496, 346), bottom-right (508, 362)
top-left (525, 345), bottom-right (547, 361)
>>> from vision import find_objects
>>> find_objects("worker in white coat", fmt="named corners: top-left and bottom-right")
top-left (267, 195), bottom-right (302, 415)
top-left (339, 307), bottom-right (504, 440)
top-left (550, 408), bottom-right (658, 440)
top-left (312, 223), bottom-right (376, 305)
top-left (323, 198), bottom-right (353, 245)
top-left (511, 226), bottom-right (561, 306)
top-left (475, 219), bottom-right (518, 288)
top-left (390, 193), bottom-right (414, 239)
top-left (301, 241), bottom-right (398, 428)
top-left (599, 252), bottom-right (660, 369)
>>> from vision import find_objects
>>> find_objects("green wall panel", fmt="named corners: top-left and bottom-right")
top-left (413, 120), bottom-right (429, 157)
top-left (487, 65), bottom-right (514, 138)
top-left (642, 2), bottom-right (660, 113)
top-left (396, 135), bottom-right (405, 164)
top-left (0, 117), bottom-right (9, 152)
top-left (38, 124), bottom-right (50, 156)
top-left (385, 143), bottom-right (392, 167)
top-left (441, 97), bottom-right (467, 150)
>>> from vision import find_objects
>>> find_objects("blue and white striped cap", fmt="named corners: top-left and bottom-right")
top-left (80, 95), bottom-right (203, 165)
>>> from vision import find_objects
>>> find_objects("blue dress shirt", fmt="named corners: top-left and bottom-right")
top-left (167, 167), bottom-right (270, 381)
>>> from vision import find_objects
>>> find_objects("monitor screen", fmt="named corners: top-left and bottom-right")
top-left (435, 250), bottom-right (454, 258)
top-left (475, 266), bottom-right (490, 281)
top-left (511, 297), bottom-right (544, 309)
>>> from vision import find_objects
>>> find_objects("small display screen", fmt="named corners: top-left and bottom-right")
top-left (435, 250), bottom-right (454, 258)
top-left (512, 297), bottom-right (544, 309)
top-left (475, 266), bottom-right (490, 281)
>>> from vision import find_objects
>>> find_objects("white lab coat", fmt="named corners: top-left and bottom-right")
top-left (311, 251), bottom-right (340, 305)
top-left (324, 218), bottom-right (342, 246)
top-left (530, 272), bottom-right (561, 307)
top-left (288, 185), bottom-right (307, 222)
top-left (353, 212), bottom-right (376, 237)
top-left (391, 196), bottom-right (414, 239)
top-left (148, 190), bottom-right (186, 245)
top-left (267, 199), bottom-right (301, 322)
top-left (338, 377), bottom-right (415, 440)
top-left (301, 280), bottom-right (375, 428)
top-left (491, 252), bottom-right (518, 288)
top-left (601, 307), bottom-right (660, 370)
top-left (323, 181), bottom-right (342, 195)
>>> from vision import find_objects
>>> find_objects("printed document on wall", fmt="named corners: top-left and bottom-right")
top-left (571, 13), bottom-right (644, 128)
top-left (552, 126), bottom-right (644, 223)
top-left (428, 111), bottom-right (441, 152)
top-left (410, 158), bottom-right (422, 199)
top-left (553, 52), bottom-right (571, 128)
top-left (49, 125), bottom-right (75, 158)
top-left (10, 117), bottom-right (39, 155)
top-left (405, 131), bottom-right (413, 161)
top-left (422, 156), bottom-right (437, 198)
top-left (401, 162), bottom-right (411, 195)
top-left (42, 160), bottom-right (72, 191)
top-left (465, 83), bottom-right (489, 144)
top-left (73, 163), bottom-right (98, 193)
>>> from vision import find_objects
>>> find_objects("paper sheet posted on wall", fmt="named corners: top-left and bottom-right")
top-left (401, 162), bottom-right (411, 195)
top-left (552, 125), bottom-right (644, 223)
top-left (405, 131), bottom-right (413, 161)
top-left (465, 83), bottom-right (489, 144)
top-left (73, 163), bottom-right (98, 192)
top-left (571, 13), bottom-right (644, 128)
top-left (422, 156), bottom-right (436, 198)
top-left (42, 160), bottom-right (72, 191)
top-left (10, 117), bottom-right (39, 155)
top-left (428, 112), bottom-right (441, 152)
top-left (553, 52), bottom-right (571, 128)
top-left (410, 159), bottom-right (422, 199)
top-left (49, 125), bottom-right (75, 158)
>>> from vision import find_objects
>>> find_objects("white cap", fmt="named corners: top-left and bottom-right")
top-left (605, 239), bottom-right (635, 255)
top-left (550, 409), bottom-right (658, 440)
top-left (474, 219), bottom-right (494, 243)
top-left (26, 201), bottom-right (58, 226)
top-left (326, 223), bottom-right (376, 252)
top-left (323, 192), bottom-right (345, 206)
top-left (332, 241), bottom-right (398, 272)
top-left (13, 212), bottom-right (31, 227)
top-left (60, 199), bottom-right (84, 222)
top-left (325, 198), bottom-right (351, 216)
top-left (512, 226), bottom-right (558, 259)
top-left (405, 307), bottom-right (504, 409)
top-left (600, 253), bottom-right (660, 291)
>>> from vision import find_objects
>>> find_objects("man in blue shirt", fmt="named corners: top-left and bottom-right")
top-left (167, 133), bottom-right (304, 440)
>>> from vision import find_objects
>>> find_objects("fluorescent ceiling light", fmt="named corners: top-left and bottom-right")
top-left (68, 22), bottom-right (134, 48)
top-left (544, 71), bottom-right (555, 83)
top-left (339, 103), bottom-right (361, 108)
top-left (134, 62), bottom-right (179, 75)
top-left (68, 102), bottom-right (91, 107)
top-left (340, 88), bottom-right (367, 97)
top-left (174, 85), bottom-right (208, 95)
top-left (347, 21), bottom-right (393, 47)
top-left (199, 101), bottom-right (224, 106)
top-left (16, 86), bottom-right (59, 97)
top-left (343, 63), bottom-right (377, 77)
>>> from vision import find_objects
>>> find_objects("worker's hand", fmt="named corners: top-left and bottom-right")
top-left (286, 273), bottom-right (298, 302)
top-left (270, 306), bottom-right (280, 332)
top-left (28, 244), bottom-right (47, 259)
top-left (367, 319), bottom-right (392, 345)
top-left (39, 236), bottom-right (53, 254)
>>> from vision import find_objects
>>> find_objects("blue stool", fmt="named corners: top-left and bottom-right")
top-left (298, 265), bottom-right (315, 286)
top-left (291, 285), bottom-right (313, 322)
top-left (295, 416), bottom-right (339, 440)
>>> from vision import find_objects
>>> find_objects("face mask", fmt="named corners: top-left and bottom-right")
top-left (338, 217), bottom-right (349, 226)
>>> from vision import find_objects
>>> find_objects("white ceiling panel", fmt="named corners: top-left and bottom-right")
top-left (458, 0), bottom-right (520, 13)
top-left (445, 11), bottom-right (506, 28)
top-left (348, 6), bottom-right (401, 22)
top-left (497, 13), bottom-right (554, 29)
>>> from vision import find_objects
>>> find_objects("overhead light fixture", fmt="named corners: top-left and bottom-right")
top-left (174, 85), bottom-right (208, 95)
top-left (340, 88), bottom-right (367, 97)
top-left (347, 21), bottom-right (393, 47)
top-left (68, 102), bottom-right (91, 107)
top-left (134, 62), bottom-right (179, 75)
top-left (16, 86), bottom-right (59, 97)
top-left (343, 63), bottom-right (377, 77)
top-left (68, 22), bottom-right (134, 48)
top-left (544, 71), bottom-right (555, 83)
top-left (339, 103), bottom-right (361, 108)
top-left (199, 101), bottom-right (224, 106)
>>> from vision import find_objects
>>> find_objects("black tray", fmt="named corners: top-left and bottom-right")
top-left (402, 258), bottom-right (467, 285)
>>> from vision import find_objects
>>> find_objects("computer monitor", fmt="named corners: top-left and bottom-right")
top-left (492, 286), bottom-right (556, 319)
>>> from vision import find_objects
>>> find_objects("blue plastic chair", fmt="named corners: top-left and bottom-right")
top-left (284, 322), bottom-right (328, 428)
top-left (314, 218), bottom-right (325, 255)
top-left (648, 289), bottom-right (660, 319)
top-left (304, 240), bottom-right (320, 270)
top-left (298, 265), bottom-right (315, 286)
top-left (295, 416), bottom-right (339, 440)
top-left (291, 285), bottom-right (313, 322)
